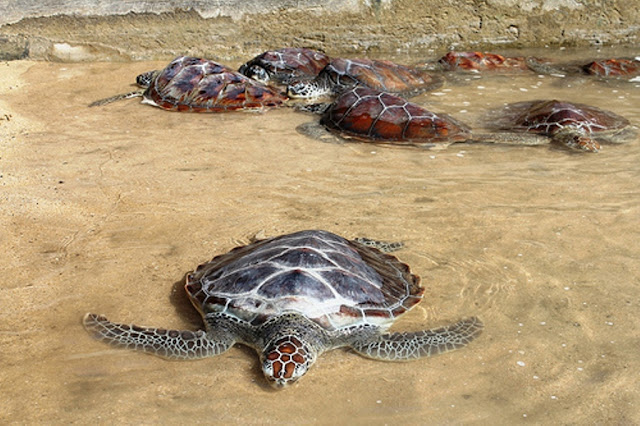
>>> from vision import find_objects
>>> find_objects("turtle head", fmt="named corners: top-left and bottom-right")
top-left (240, 65), bottom-right (270, 84)
top-left (287, 79), bottom-right (325, 99)
top-left (135, 70), bottom-right (159, 88)
top-left (261, 335), bottom-right (315, 388)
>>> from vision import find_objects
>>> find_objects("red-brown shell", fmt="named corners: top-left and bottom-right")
top-left (583, 58), bottom-right (640, 78)
top-left (143, 56), bottom-right (288, 112)
top-left (238, 47), bottom-right (330, 85)
top-left (321, 86), bottom-right (471, 144)
top-left (503, 99), bottom-right (630, 135)
top-left (438, 51), bottom-right (530, 72)
top-left (324, 58), bottom-right (440, 96)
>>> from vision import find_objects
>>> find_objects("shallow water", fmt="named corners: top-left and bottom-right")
top-left (1, 47), bottom-right (639, 424)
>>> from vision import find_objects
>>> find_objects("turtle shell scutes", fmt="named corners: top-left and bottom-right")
top-left (503, 99), bottom-right (630, 135)
top-left (185, 230), bottom-right (422, 331)
top-left (143, 56), bottom-right (287, 112)
top-left (322, 86), bottom-right (471, 144)
top-left (238, 47), bottom-right (330, 85)
top-left (325, 58), bottom-right (441, 96)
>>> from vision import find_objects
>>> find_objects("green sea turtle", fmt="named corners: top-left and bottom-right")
top-left (287, 58), bottom-right (442, 99)
top-left (238, 47), bottom-right (330, 88)
top-left (487, 99), bottom-right (635, 153)
top-left (83, 229), bottom-right (483, 388)
top-left (295, 87), bottom-right (632, 153)
top-left (89, 56), bottom-right (287, 111)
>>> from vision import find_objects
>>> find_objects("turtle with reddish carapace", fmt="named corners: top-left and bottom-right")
top-left (526, 56), bottom-right (640, 80)
top-left (83, 229), bottom-right (483, 388)
top-left (487, 99), bottom-right (635, 153)
top-left (299, 86), bottom-right (471, 147)
top-left (436, 51), bottom-right (532, 72)
top-left (89, 56), bottom-right (287, 111)
top-left (287, 57), bottom-right (442, 99)
top-left (582, 58), bottom-right (640, 78)
top-left (238, 47), bottom-right (330, 88)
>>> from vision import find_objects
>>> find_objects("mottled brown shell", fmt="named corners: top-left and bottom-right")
top-left (184, 230), bottom-right (423, 331)
top-left (583, 58), bottom-right (640, 78)
top-left (438, 51), bottom-right (530, 72)
top-left (321, 86), bottom-right (471, 144)
top-left (502, 99), bottom-right (630, 135)
top-left (143, 56), bottom-right (287, 112)
top-left (324, 58), bottom-right (441, 96)
top-left (238, 47), bottom-right (330, 86)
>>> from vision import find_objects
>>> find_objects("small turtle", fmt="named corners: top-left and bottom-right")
top-left (89, 56), bottom-right (287, 111)
top-left (582, 58), bottom-right (640, 78)
top-left (238, 47), bottom-right (330, 87)
top-left (436, 51), bottom-right (531, 72)
top-left (526, 56), bottom-right (640, 80)
top-left (488, 99), bottom-right (634, 153)
top-left (83, 229), bottom-right (483, 388)
top-left (299, 86), bottom-right (472, 147)
top-left (287, 58), bottom-right (442, 99)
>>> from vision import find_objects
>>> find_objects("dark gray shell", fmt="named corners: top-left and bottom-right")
top-left (185, 230), bottom-right (423, 331)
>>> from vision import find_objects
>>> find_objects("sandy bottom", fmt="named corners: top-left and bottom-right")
top-left (1, 49), bottom-right (639, 423)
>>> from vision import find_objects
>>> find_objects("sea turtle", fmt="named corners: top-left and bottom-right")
top-left (238, 47), bottom-right (330, 88)
top-left (436, 51), bottom-right (531, 72)
top-left (89, 56), bottom-right (287, 111)
top-left (297, 89), bottom-right (632, 153)
top-left (487, 99), bottom-right (634, 153)
top-left (526, 56), bottom-right (640, 80)
top-left (287, 58), bottom-right (442, 99)
top-left (83, 229), bottom-right (483, 388)
top-left (299, 86), bottom-right (472, 147)
top-left (582, 58), bottom-right (640, 78)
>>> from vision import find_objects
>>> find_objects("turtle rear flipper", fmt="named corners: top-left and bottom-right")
top-left (354, 237), bottom-right (404, 253)
top-left (83, 313), bottom-right (234, 359)
top-left (350, 317), bottom-right (483, 361)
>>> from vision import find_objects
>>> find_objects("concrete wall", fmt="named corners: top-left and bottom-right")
top-left (0, 0), bottom-right (638, 61)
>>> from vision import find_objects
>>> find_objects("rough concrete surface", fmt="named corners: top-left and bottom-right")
top-left (0, 0), bottom-right (638, 61)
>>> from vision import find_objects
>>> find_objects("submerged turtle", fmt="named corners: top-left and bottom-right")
top-left (436, 51), bottom-right (531, 72)
top-left (238, 47), bottom-right (330, 87)
top-left (526, 56), bottom-right (640, 80)
top-left (488, 99), bottom-right (634, 153)
top-left (83, 229), bottom-right (483, 388)
top-left (582, 58), bottom-right (640, 78)
top-left (300, 86), bottom-right (471, 147)
top-left (287, 58), bottom-right (442, 99)
top-left (89, 56), bottom-right (287, 111)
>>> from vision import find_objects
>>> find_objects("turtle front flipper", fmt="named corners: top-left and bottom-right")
top-left (83, 313), bottom-right (235, 360)
top-left (350, 317), bottom-right (483, 361)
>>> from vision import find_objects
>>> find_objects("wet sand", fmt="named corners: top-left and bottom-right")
top-left (1, 51), bottom-right (639, 423)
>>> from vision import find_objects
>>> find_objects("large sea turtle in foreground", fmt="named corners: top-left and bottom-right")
top-left (287, 58), bottom-right (442, 99)
top-left (89, 56), bottom-right (287, 111)
top-left (238, 47), bottom-right (330, 88)
top-left (83, 229), bottom-right (483, 388)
